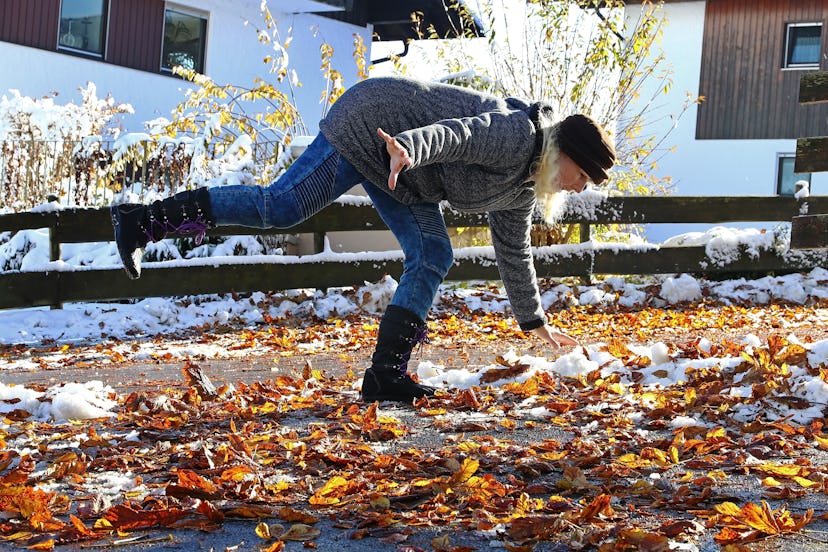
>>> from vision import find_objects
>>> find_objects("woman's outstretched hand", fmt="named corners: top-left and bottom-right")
top-left (377, 127), bottom-right (412, 191)
top-left (531, 324), bottom-right (579, 349)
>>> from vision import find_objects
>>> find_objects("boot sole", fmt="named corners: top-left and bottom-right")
top-left (111, 205), bottom-right (143, 279)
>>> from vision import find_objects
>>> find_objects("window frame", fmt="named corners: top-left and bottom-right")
top-left (782, 22), bottom-right (823, 70)
top-left (57, 0), bottom-right (109, 59)
top-left (776, 153), bottom-right (812, 197)
top-left (160, 5), bottom-right (209, 76)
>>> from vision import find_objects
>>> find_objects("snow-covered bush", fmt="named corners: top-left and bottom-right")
top-left (0, 83), bottom-right (133, 210)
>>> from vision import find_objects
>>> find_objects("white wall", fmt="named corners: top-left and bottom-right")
top-left (0, 1), bottom-right (370, 134)
top-left (623, 1), bottom-right (827, 243)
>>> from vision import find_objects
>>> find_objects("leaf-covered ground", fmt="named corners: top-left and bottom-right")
top-left (1, 285), bottom-right (828, 551)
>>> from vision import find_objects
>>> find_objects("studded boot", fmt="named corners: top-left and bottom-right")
top-left (111, 188), bottom-right (214, 279)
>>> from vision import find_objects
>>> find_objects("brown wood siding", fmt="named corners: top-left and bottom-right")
top-left (696, 0), bottom-right (828, 139)
top-left (1, 0), bottom-right (167, 73)
top-left (0, 0), bottom-right (60, 50)
top-left (107, 0), bottom-right (164, 72)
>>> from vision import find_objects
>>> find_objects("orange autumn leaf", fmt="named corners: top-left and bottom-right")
top-left (176, 469), bottom-right (218, 494)
top-left (361, 402), bottom-right (379, 430)
top-left (606, 339), bottom-right (634, 359)
top-left (101, 504), bottom-right (188, 530)
top-left (612, 528), bottom-right (670, 552)
top-left (68, 514), bottom-right (95, 537)
top-left (25, 539), bottom-right (55, 551)
top-left (738, 502), bottom-right (784, 534)
top-left (480, 359), bottom-right (530, 384)
top-left (507, 516), bottom-right (564, 540)
top-left (277, 507), bottom-right (319, 524)
top-left (714, 501), bottom-right (813, 538)
top-left (262, 541), bottom-right (285, 552)
top-left (577, 493), bottom-right (615, 522)
top-left (309, 475), bottom-right (349, 505)
top-left (223, 505), bottom-right (276, 518)
top-left (221, 465), bottom-right (254, 482)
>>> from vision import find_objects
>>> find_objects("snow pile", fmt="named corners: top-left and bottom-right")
top-left (660, 273), bottom-right (702, 303)
top-left (0, 381), bottom-right (118, 422)
top-left (662, 225), bottom-right (780, 267)
top-left (417, 334), bottom-right (828, 424)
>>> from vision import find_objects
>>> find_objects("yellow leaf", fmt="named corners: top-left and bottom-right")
top-left (256, 521), bottom-right (278, 540)
top-left (93, 518), bottom-right (113, 530)
top-left (793, 476), bottom-right (820, 488)
top-left (451, 458), bottom-right (479, 484)
top-left (761, 476), bottom-right (783, 487)
top-left (713, 501), bottom-right (742, 517)
top-left (756, 463), bottom-right (804, 478)
top-left (309, 475), bottom-right (349, 505)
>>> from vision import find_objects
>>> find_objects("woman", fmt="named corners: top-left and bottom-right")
top-left (111, 77), bottom-right (615, 402)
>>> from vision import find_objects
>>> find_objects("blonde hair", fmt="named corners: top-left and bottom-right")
top-left (530, 125), bottom-right (567, 225)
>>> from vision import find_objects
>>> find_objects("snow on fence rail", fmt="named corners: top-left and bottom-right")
top-left (1, 194), bottom-right (827, 310)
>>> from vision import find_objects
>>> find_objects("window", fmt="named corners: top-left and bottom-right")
top-left (777, 154), bottom-right (811, 196)
top-left (162, 8), bottom-right (207, 74)
top-left (58, 0), bottom-right (108, 56)
top-left (784, 23), bottom-right (822, 69)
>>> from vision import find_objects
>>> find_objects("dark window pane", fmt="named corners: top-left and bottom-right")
top-left (777, 156), bottom-right (811, 196)
top-left (786, 24), bottom-right (822, 67)
top-left (59, 0), bottom-right (106, 55)
top-left (162, 10), bottom-right (207, 73)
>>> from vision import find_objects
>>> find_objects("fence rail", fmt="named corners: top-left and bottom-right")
top-left (1, 194), bottom-right (827, 310)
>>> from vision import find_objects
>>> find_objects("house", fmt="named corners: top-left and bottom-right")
top-left (0, 0), bottom-right (476, 133)
top-left (624, 0), bottom-right (828, 242)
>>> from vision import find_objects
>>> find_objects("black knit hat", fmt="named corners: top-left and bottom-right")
top-left (555, 114), bottom-right (616, 184)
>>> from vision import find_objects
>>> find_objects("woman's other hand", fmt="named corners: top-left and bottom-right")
top-left (377, 127), bottom-right (412, 191)
top-left (530, 324), bottom-right (579, 349)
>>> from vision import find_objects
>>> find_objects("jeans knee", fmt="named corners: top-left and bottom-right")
top-left (423, 235), bottom-right (454, 279)
top-left (263, 188), bottom-right (304, 228)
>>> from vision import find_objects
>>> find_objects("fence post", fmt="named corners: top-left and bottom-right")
top-left (314, 232), bottom-right (326, 253)
top-left (578, 222), bottom-right (593, 284)
top-left (49, 214), bottom-right (63, 310)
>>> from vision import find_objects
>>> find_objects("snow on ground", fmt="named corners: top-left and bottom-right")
top-left (0, 265), bottom-right (827, 424)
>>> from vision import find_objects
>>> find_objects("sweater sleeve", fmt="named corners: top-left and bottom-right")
top-left (394, 110), bottom-right (532, 170)
top-left (487, 190), bottom-right (546, 330)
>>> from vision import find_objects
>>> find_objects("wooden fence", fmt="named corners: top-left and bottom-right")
top-left (1, 195), bottom-right (827, 310)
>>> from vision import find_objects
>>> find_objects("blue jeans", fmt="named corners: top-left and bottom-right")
top-left (209, 134), bottom-right (454, 321)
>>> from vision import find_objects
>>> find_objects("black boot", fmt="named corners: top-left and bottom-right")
top-left (111, 188), bottom-right (214, 279)
top-left (361, 305), bottom-right (437, 403)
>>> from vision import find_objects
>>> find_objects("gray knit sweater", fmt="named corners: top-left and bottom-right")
top-left (319, 77), bottom-right (549, 330)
